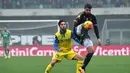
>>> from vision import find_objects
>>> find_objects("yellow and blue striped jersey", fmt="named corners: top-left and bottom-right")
top-left (54, 29), bottom-right (80, 52)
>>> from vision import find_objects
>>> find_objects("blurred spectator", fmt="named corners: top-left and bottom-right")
top-left (1, 0), bottom-right (130, 9)
top-left (32, 36), bottom-right (40, 46)
top-left (12, 0), bottom-right (22, 8)
top-left (73, 0), bottom-right (82, 8)
top-left (115, 0), bottom-right (125, 7)
top-left (2, 0), bottom-right (12, 9)
top-left (125, 0), bottom-right (129, 7)
top-left (54, 0), bottom-right (63, 8)
top-left (0, 0), bottom-right (2, 8)
top-left (39, 0), bottom-right (52, 8)
top-left (84, 0), bottom-right (92, 5)
top-left (96, 0), bottom-right (103, 7)
top-left (64, 0), bottom-right (71, 8)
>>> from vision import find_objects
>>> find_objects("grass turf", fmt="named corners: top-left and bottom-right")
top-left (0, 56), bottom-right (130, 73)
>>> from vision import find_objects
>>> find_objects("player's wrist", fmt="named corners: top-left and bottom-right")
top-left (97, 38), bottom-right (100, 40)
top-left (73, 20), bottom-right (78, 25)
top-left (58, 49), bottom-right (62, 52)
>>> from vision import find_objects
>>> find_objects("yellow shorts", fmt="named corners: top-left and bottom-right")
top-left (52, 50), bottom-right (77, 61)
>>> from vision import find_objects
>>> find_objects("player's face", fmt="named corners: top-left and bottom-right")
top-left (4, 27), bottom-right (7, 31)
top-left (60, 22), bottom-right (67, 31)
top-left (84, 8), bottom-right (91, 14)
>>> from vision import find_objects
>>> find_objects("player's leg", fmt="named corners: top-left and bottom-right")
top-left (3, 42), bottom-right (8, 58)
top-left (76, 24), bottom-right (83, 36)
top-left (75, 24), bottom-right (85, 44)
top-left (4, 42), bottom-right (10, 58)
top-left (82, 39), bottom-right (94, 70)
top-left (65, 50), bottom-right (84, 73)
top-left (44, 52), bottom-right (64, 73)
top-left (73, 54), bottom-right (85, 73)
top-left (45, 59), bottom-right (59, 73)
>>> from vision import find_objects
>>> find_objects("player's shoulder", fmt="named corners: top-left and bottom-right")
top-left (66, 29), bottom-right (72, 33)
top-left (1, 30), bottom-right (4, 33)
top-left (55, 31), bottom-right (62, 37)
top-left (66, 29), bottom-right (71, 31)
top-left (7, 30), bottom-right (10, 33)
top-left (77, 11), bottom-right (85, 18)
top-left (79, 11), bottom-right (85, 15)
top-left (90, 13), bottom-right (96, 18)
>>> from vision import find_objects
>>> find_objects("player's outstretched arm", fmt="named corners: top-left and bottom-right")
top-left (71, 32), bottom-right (82, 45)
top-left (54, 36), bottom-right (60, 51)
top-left (9, 31), bottom-right (11, 43)
top-left (73, 12), bottom-right (84, 26)
top-left (53, 35), bottom-right (62, 52)
top-left (93, 25), bottom-right (102, 46)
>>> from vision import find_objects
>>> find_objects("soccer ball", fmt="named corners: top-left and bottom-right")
top-left (83, 21), bottom-right (93, 30)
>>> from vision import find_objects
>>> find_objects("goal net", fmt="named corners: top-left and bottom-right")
top-left (0, 20), bottom-right (59, 35)
top-left (0, 20), bottom-right (59, 46)
top-left (102, 19), bottom-right (130, 45)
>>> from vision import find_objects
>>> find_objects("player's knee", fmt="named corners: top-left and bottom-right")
top-left (76, 30), bottom-right (80, 35)
top-left (79, 56), bottom-right (83, 60)
top-left (76, 27), bottom-right (81, 35)
top-left (77, 55), bottom-right (83, 60)
top-left (88, 52), bottom-right (94, 56)
top-left (50, 60), bottom-right (58, 66)
top-left (87, 46), bottom-right (94, 53)
top-left (88, 50), bottom-right (94, 54)
top-left (77, 60), bottom-right (83, 64)
top-left (86, 53), bottom-right (94, 60)
top-left (50, 62), bottom-right (56, 66)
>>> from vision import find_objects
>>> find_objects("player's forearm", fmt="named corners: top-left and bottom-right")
top-left (54, 44), bottom-right (60, 51)
top-left (75, 18), bottom-right (81, 25)
top-left (72, 33), bottom-right (81, 44)
top-left (94, 26), bottom-right (100, 39)
top-left (53, 36), bottom-right (60, 51)
top-left (73, 38), bottom-right (80, 44)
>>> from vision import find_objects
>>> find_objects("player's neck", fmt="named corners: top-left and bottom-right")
top-left (60, 29), bottom-right (66, 34)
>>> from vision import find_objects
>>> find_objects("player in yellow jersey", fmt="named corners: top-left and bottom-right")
top-left (44, 20), bottom-right (85, 73)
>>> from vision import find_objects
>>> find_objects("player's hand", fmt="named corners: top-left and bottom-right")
top-left (73, 20), bottom-right (78, 25)
top-left (97, 39), bottom-right (102, 46)
top-left (58, 49), bottom-right (63, 52)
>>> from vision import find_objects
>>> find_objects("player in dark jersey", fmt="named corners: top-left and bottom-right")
top-left (73, 4), bottom-right (102, 71)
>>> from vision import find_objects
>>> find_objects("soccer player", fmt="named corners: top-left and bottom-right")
top-left (44, 20), bottom-right (85, 73)
top-left (73, 4), bottom-right (102, 71)
top-left (1, 26), bottom-right (11, 59)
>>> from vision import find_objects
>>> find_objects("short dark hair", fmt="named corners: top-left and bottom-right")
top-left (58, 20), bottom-right (65, 26)
top-left (4, 25), bottom-right (7, 27)
top-left (84, 4), bottom-right (92, 9)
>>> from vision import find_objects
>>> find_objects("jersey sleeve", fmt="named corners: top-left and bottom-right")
top-left (75, 12), bottom-right (84, 25)
top-left (53, 35), bottom-right (60, 51)
top-left (1, 31), bottom-right (3, 37)
top-left (71, 32), bottom-right (81, 44)
top-left (92, 15), bottom-right (100, 39)
top-left (9, 31), bottom-right (11, 40)
top-left (92, 15), bottom-right (97, 26)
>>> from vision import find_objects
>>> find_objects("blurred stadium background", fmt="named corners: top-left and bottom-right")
top-left (0, 0), bottom-right (130, 73)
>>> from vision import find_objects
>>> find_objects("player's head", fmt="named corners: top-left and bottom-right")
top-left (4, 26), bottom-right (7, 31)
top-left (84, 4), bottom-right (92, 14)
top-left (58, 20), bottom-right (67, 32)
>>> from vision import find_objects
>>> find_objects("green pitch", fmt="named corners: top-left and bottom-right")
top-left (0, 56), bottom-right (130, 73)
